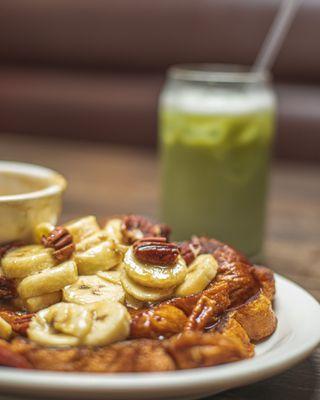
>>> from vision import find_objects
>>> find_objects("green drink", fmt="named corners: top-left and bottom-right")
top-left (159, 65), bottom-right (276, 259)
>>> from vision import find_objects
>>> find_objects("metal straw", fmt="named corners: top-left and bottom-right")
top-left (253, 0), bottom-right (302, 72)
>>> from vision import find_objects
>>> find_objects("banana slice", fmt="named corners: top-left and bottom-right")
top-left (33, 222), bottom-right (55, 243)
top-left (25, 291), bottom-right (62, 312)
top-left (121, 271), bottom-right (174, 302)
top-left (83, 300), bottom-right (131, 346)
top-left (18, 260), bottom-right (78, 299)
top-left (0, 316), bottom-right (12, 340)
top-left (123, 247), bottom-right (187, 289)
top-left (50, 303), bottom-right (93, 338)
top-left (64, 216), bottom-right (100, 243)
top-left (28, 303), bottom-right (92, 347)
top-left (75, 230), bottom-right (109, 252)
top-left (175, 254), bottom-right (218, 297)
top-left (111, 262), bottom-right (125, 272)
top-left (74, 241), bottom-right (122, 275)
top-left (63, 275), bottom-right (125, 305)
top-left (125, 293), bottom-right (145, 310)
top-left (104, 219), bottom-right (129, 255)
top-left (98, 270), bottom-right (121, 284)
top-left (1, 245), bottom-right (56, 279)
top-left (28, 300), bottom-right (131, 347)
top-left (104, 218), bottom-right (123, 243)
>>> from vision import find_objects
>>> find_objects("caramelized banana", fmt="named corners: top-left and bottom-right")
top-left (64, 216), bottom-right (100, 243)
top-left (125, 293), bottom-right (145, 310)
top-left (104, 219), bottom-right (124, 243)
top-left (121, 271), bottom-right (174, 302)
top-left (83, 301), bottom-right (131, 346)
top-left (97, 270), bottom-right (121, 284)
top-left (25, 291), bottom-right (62, 312)
top-left (124, 247), bottom-right (187, 289)
top-left (33, 222), bottom-right (55, 243)
top-left (175, 254), bottom-right (218, 297)
top-left (63, 275), bottom-right (125, 305)
top-left (2, 245), bottom-right (56, 278)
top-left (74, 241), bottom-right (121, 275)
top-left (75, 230), bottom-right (109, 252)
top-left (18, 261), bottom-right (78, 299)
top-left (28, 300), bottom-right (131, 348)
top-left (28, 303), bottom-right (92, 347)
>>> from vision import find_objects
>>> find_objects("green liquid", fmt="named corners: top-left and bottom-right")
top-left (160, 109), bottom-right (275, 257)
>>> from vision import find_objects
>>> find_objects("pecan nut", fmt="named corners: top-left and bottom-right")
top-left (41, 226), bottom-right (75, 262)
top-left (133, 237), bottom-right (179, 266)
top-left (178, 241), bottom-right (201, 266)
top-left (122, 215), bottom-right (171, 244)
top-left (184, 295), bottom-right (216, 331)
top-left (0, 311), bottom-right (34, 336)
top-left (179, 236), bottom-right (221, 265)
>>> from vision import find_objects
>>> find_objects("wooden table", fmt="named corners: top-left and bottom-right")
top-left (0, 133), bottom-right (319, 399)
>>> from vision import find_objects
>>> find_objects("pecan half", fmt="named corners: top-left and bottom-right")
top-left (41, 226), bottom-right (75, 262)
top-left (184, 295), bottom-right (216, 331)
top-left (179, 236), bottom-right (221, 265)
top-left (0, 311), bottom-right (34, 336)
top-left (133, 237), bottom-right (179, 266)
top-left (122, 215), bottom-right (171, 244)
top-left (178, 241), bottom-right (201, 265)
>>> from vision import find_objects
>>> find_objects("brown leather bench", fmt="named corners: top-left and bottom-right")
top-left (0, 0), bottom-right (319, 162)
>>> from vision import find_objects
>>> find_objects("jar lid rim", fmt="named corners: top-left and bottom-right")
top-left (168, 64), bottom-right (271, 84)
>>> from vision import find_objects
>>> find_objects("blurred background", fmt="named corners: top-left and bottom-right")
top-left (0, 0), bottom-right (319, 162)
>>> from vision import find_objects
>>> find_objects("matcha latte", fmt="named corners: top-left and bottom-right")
top-left (159, 65), bottom-right (276, 259)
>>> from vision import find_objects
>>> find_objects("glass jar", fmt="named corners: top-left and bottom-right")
top-left (159, 64), bottom-right (276, 260)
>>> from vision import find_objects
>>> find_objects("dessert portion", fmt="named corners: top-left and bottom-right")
top-left (0, 215), bottom-right (276, 372)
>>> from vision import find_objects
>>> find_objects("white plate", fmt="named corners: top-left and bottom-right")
top-left (0, 274), bottom-right (319, 400)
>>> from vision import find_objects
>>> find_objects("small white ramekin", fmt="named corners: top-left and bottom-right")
top-left (0, 161), bottom-right (66, 244)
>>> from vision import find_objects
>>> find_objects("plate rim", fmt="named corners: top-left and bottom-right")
top-left (0, 273), bottom-right (319, 395)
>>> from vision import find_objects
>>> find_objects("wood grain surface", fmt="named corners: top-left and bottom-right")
top-left (0, 132), bottom-right (319, 399)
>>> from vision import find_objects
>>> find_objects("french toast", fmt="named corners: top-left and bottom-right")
top-left (0, 215), bottom-right (276, 372)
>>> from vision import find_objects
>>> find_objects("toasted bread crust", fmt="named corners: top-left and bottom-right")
top-left (231, 291), bottom-right (277, 341)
